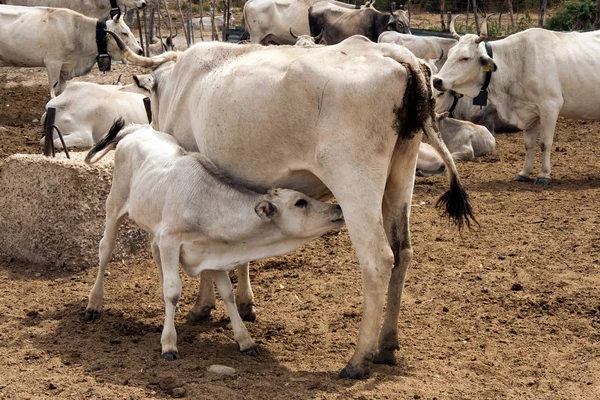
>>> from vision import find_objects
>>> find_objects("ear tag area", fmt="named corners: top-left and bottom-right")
top-left (482, 65), bottom-right (491, 72)
top-left (472, 90), bottom-right (488, 106)
top-left (97, 54), bottom-right (112, 72)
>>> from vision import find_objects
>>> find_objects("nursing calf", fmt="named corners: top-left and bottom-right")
top-left (84, 121), bottom-right (344, 360)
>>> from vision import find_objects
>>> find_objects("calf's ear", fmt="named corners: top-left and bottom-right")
top-left (133, 74), bottom-right (155, 92)
top-left (255, 201), bottom-right (279, 221)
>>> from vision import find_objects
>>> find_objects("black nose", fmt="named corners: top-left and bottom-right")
top-left (432, 78), bottom-right (443, 90)
top-left (335, 205), bottom-right (341, 211)
top-left (138, 49), bottom-right (143, 55)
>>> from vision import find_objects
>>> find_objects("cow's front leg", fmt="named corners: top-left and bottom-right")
top-left (188, 270), bottom-right (216, 322)
top-left (536, 110), bottom-right (560, 185)
top-left (235, 263), bottom-right (256, 322)
top-left (158, 236), bottom-right (182, 360)
top-left (212, 270), bottom-right (258, 356)
top-left (45, 62), bottom-right (63, 98)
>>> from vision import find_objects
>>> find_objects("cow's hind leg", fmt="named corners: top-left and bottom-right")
top-left (212, 270), bottom-right (257, 355)
top-left (320, 166), bottom-right (394, 379)
top-left (235, 263), bottom-right (256, 322)
top-left (188, 271), bottom-right (216, 322)
top-left (515, 122), bottom-right (538, 182)
top-left (536, 110), bottom-right (560, 185)
top-left (157, 235), bottom-right (182, 360)
top-left (373, 141), bottom-right (420, 366)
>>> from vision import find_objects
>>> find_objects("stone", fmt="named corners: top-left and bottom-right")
top-left (206, 364), bottom-right (236, 376)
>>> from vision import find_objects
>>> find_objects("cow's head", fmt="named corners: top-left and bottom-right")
top-left (290, 27), bottom-right (323, 47)
top-left (255, 189), bottom-right (344, 239)
top-left (432, 15), bottom-right (497, 97)
top-left (106, 15), bottom-right (144, 58)
top-left (387, 7), bottom-right (410, 34)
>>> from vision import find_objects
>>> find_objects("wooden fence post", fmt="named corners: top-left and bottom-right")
top-left (471, 0), bottom-right (480, 34)
top-left (539, 0), bottom-right (547, 27)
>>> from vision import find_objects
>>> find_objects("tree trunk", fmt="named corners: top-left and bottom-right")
top-left (155, 0), bottom-right (163, 50)
top-left (161, 0), bottom-right (174, 42)
top-left (200, 0), bottom-right (204, 41)
top-left (136, 10), bottom-right (145, 56)
top-left (440, 0), bottom-right (446, 32)
top-left (539, 0), bottom-right (547, 27)
top-left (596, 0), bottom-right (600, 29)
top-left (176, 0), bottom-right (190, 47)
top-left (471, 0), bottom-right (480, 34)
top-left (506, 0), bottom-right (515, 32)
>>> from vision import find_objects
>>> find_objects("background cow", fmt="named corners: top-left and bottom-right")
top-left (2, 0), bottom-right (147, 20)
top-left (433, 16), bottom-right (600, 184)
top-left (378, 31), bottom-right (456, 70)
top-left (0, 6), bottom-right (143, 97)
top-left (109, 33), bottom-right (475, 378)
top-left (308, 1), bottom-right (409, 44)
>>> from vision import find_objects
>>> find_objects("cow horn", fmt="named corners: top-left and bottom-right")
top-left (476, 14), bottom-right (493, 43)
top-left (449, 15), bottom-right (461, 40)
top-left (289, 27), bottom-right (299, 39)
top-left (106, 30), bottom-right (178, 67)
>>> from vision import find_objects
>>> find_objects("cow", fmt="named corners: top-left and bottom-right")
top-left (40, 82), bottom-right (148, 149)
top-left (83, 120), bottom-right (345, 360)
top-left (437, 112), bottom-right (495, 160)
top-left (416, 143), bottom-right (445, 176)
top-left (378, 31), bottom-right (457, 69)
top-left (243, 0), bottom-right (368, 45)
top-left (308, 1), bottom-right (410, 45)
top-left (289, 27), bottom-right (322, 47)
top-left (1, 0), bottom-right (147, 20)
top-left (149, 30), bottom-right (177, 56)
top-left (433, 89), bottom-right (520, 134)
top-left (0, 6), bottom-right (143, 97)
top-left (191, 16), bottom-right (236, 32)
top-left (107, 33), bottom-right (475, 378)
top-left (432, 16), bottom-right (600, 184)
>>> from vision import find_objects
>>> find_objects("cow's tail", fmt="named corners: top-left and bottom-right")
top-left (106, 31), bottom-right (178, 68)
top-left (85, 119), bottom-right (130, 164)
top-left (398, 59), bottom-right (477, 232)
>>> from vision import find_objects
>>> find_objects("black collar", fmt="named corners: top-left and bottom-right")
top-left (473, 42), bottom-right (493, 106)
top-left (95, 21), bottom-right (112, 72)
top-left (110, 0), bottom-right (121, 19)
top-left (448, 91), bottom-right (463, 118)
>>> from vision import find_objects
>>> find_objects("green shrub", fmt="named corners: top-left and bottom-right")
top-left (545, 0), bottom-right (596, 31)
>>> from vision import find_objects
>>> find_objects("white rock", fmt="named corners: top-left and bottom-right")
top-left (207, 364), bottom-right (236, 376)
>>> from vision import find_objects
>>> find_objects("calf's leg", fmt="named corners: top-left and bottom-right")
top-left (157, 236), bottom-right (182, 360)
top-left (188, 270), bottom-right (216, 322)
top-left (212, 270), bottom-right (258, 355)
top-left (235, 263), bottom-right (256, 322)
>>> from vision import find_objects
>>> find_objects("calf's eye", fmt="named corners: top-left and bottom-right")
top-left (294, 199), bottom-right (308, 208)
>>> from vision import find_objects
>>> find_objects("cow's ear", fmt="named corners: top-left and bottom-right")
top-left (255, 201), bottom-right (279, 221)
top-left (133, 74), bottom-right (155, 92)
top-left (480, 56), bottom-right (497, 72)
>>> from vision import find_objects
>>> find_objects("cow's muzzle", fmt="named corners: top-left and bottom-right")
top-left (432, 77), bottom-right (444, 90)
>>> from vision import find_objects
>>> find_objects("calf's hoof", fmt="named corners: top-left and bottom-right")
top-left (339, 363), bottom-right (369, 380)
top-left (534, 177), bottom-right (551, 185)
top-left (241, 347), bottom-right (259, 357)
top-left (513, 174), bottom-right (531, 182)
top-left (237, 303), bottom-right (257, 323)
top-left (84, 309), bottom-right (101, 322)
top-left (162, 350), bottom-right (179, 361)
top-left (187, 305), bottom-right (215, 322)
top-left (373, 350), bottom-right (397, 365)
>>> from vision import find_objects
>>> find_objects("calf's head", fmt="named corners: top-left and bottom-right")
top-left (106, 15), bottom-right (144, 58)
top-left (255, 189), bottom-right (344, 239)
top-left (432, 15), bottom-right (496, 97)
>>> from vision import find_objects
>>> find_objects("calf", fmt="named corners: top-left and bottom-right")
top-left (41, 82), bottom-right (148, 149)
top-left (84, 121), bottom-right (345, 360)
top-left (437, 112), bottom-right (495, 160)
top-left (0, 6), bottom-right (142, 97)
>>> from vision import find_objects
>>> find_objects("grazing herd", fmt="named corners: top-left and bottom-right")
top-left (0, 0), bottom-right (597, 381)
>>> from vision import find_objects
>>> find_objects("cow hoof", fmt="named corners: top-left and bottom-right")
top-left (513, 174), bottom-right (531, 182)
top-left (339, 364), bottom-right (369, 380)
top-left (187, 306), bottom-right (214, 322)
top-left (373, 350), bottom-right (397, 365)
top-left (241, 347), bottom-right (259, 357)
top-left (84, 309), bottom-right (101, 322)
top-left (162, 351), bottom-right (178, 361)
top-left (534, 177), bottom-right (551, 185)
top-left (238, 303), bottom-right (257, 323)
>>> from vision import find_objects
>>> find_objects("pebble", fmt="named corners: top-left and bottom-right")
top-left (172, 387), bottom-right (186, 398)
top-left (207, 364), bottom-right (237, 376)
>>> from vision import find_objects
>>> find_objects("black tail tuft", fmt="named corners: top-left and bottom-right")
top-left (84, 118), bottom-right (125, 164)
top-left (435, 177), bottom-right (478, 232)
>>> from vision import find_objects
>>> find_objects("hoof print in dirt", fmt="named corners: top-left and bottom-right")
top-left (84, 309), bottom-right (101, 322)
top-left (339, 364), bottom-right (369, 380)
top-left (162, 351), bottom-right (178, 361)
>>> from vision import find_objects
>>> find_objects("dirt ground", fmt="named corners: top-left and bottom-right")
top-left (1, 61), bottom-right (600, 400)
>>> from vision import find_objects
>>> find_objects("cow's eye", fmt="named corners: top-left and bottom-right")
top-left (294, 199), bottom-right (308, 208)
top-left (437, 92), bottom-right (444, 97)
top-left (460, 57), bottom-right (470, 61)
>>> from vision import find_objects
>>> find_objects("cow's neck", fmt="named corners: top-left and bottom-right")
top-left (73, 16), bottom-right (108, 78)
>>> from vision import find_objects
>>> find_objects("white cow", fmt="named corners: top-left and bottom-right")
top-left (109, 34), bottom-right (475, 378)
top-left (243, 0), bottom-right (362, 45)
top-left (0, 6), bottom-right (143, 97)
top-left (192, 16), bottom-right (236, 32)
top-left (437, 112), bottom-right (495, 160)
top-left (378, 31), bottom-right (457, 69)
top-left (2, 0), bottom-right (147, 20)
top-left (84, 120), bottom-right (345, 360)
top-left (148, 31), bottom-right (177, 56)
top-left (40, 82), bottom-right (148, 149)
top-left (433, 16), bottom-right (600, 184)
top-left (416, 143), bottom-right (445, 176)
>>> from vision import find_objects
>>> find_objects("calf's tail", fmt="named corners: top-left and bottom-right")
top-left (85, 119), bottom-right (128, 164)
